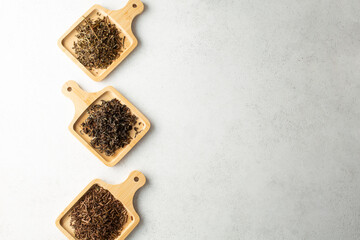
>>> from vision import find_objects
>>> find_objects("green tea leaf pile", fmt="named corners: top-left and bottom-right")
top-left (73, 16), bottom-right (125, 70)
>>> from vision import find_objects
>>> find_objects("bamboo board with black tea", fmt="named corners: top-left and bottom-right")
top-left (62, 80), bottom-right (150, 167)
top-left (58, 0), bottom-right (144, 81)
top-left (56, 170), bottom-right (146, 240)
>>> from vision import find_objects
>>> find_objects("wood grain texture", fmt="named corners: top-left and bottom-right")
top-left (58, 0), bottom-right (144, 81)
top-left (62, 80), bottom-right (150, 166)
top-left (56, 171), bottom-right (146, 240)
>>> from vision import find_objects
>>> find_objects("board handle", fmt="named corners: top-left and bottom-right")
top-left (109, 0), bottom-right (144, 32)
top-left (114, 170), bottom-right (146, 204)
top-left (62, 81), bottom-right (93, 117)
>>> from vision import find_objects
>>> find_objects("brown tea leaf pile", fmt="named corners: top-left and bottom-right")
top-left (70, 185), bottom-right (128, 240)
top-left (81, 98), bottom-right (138, 156)
top-left (73, 16), bottom-right (125, 70)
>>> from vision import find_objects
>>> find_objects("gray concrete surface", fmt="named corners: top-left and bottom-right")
top-left (0, 0), bottom-right (359, 239)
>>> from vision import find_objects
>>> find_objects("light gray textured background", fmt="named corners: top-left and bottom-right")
top-left (0, 0), bottom-right (359, 239)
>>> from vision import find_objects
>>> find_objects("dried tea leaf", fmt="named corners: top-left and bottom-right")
top-left (81, 98), bottom-right (138, 156)
top-left (73, 16), bottom-right (125, 70)
top-left (70, 185), bottom-right (128, 240)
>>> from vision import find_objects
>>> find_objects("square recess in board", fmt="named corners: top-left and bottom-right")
top-left (56, 171), bottom-right (146, 240)
top-left (58, 0), bottom-right (144, 81)
top-left (62, 81), bottom-right (150, 167)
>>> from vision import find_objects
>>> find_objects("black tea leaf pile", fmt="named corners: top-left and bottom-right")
top-left (70, 184), bottom-right (128, 240)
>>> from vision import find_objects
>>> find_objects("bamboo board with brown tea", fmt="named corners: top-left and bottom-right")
top-left (62, 80), bottom-right (150, 166)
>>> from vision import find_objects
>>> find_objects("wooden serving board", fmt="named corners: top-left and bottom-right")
top-left (62, 80), bottom-right (150, 167)
top-left (56, 170), bottom-right (146, 240)
top-left (58, 0), bottom-right (144, 82)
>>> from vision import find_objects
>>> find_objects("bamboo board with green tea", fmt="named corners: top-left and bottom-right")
top-left (58, 0), bottom-right (144, 81)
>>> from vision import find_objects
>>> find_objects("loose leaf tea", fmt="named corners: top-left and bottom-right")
top-left (70, 185), bottom-right (128, 240)
top-left (81, 98), bottom-right (138, 156)
top-left (73, 16), bottom-right (125, 70)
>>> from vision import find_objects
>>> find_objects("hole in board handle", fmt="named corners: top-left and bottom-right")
top-left (67, 87), bottom-right (72, 92)
top-left (134, 177), bottom-right (139, 182)
top-left (132, 4), bottom-right (137, 8)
